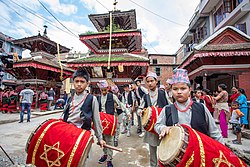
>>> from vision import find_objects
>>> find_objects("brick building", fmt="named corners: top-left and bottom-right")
top-left (148, 54), bottom-right (178, 86)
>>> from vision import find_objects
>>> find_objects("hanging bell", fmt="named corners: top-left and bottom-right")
top-left (118, 64), bottom-right (124, 72)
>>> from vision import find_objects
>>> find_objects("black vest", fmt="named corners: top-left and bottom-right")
top-left (63, 93), bottom-right (93, 130)
top-left (164, 102), bottom-right (209, 136)
top-left (117, 94), bottom-right (123, 115)
top-left (143, 89), bottom-right (168, 108)
top-left (123, 91), bottom-right (133, 105)
top-left (192, 98), bottom-right (204, 104)
top-left (97, 93), bottom-right (115, 115)
top-left (138, 87), bottom-right (145, 98)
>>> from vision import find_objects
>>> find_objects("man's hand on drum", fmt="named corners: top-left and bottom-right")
top-left (99, 140), bottom-right (106, 148)
top-left (159, 126), bottom-right (171, 139)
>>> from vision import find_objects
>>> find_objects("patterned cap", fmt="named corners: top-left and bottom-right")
top-left (111, 85), bottom-right (119, 93)
top-left (146, 71), bottom-right (157, 80)
top-left (171, 69), bottom-right (190, 85)
top-left (97, 80), bottom-right (108, 88)
top-left (159, 85), bottom-right (165, 90)
top-left (166, 78), bottom-right (172, 84)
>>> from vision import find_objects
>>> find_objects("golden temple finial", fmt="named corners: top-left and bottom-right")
top-left (113, 0), bottom-right (118, 11)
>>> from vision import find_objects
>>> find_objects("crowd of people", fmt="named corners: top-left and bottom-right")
top-left (1, 67), bottom-right (249, 166)
top-left (59, 67), bottom-right (249, 167)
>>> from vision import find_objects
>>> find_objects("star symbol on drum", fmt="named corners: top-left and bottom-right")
top-left (102, 118), bottom-right (110, 131)
top-left (212, 150), bottom-right (235, 167)
top-left (40, 141), bottom-right (65, 167)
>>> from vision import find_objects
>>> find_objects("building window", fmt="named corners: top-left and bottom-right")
top-left (224, 0), bottom-right (232, 13)
top-left (235, 23), bottom-right (247, 34)
top-left (155, 67), bottom-right (161, 76)
top-left (214, 6), bottom-right (224, 27)
top-left (152, 59), bottom-right (158, 64)
top-left (0, 41), bottom-right (3, 48)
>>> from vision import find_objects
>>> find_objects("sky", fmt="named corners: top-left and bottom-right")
top-left (0, 0), bottom-right (200, 56)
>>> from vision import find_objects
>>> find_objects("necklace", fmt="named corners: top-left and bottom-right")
top-left (174, 99), bottom-right (193, 112)
top-left (149, 90), bottom-right (157, 98)
top-left (72, 93), bottom-right (88, 113)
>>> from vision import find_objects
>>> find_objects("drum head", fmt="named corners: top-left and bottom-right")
top-left (158, 126), bottom-right (185, 164)
top-left (78, 135), bottom-right (93, 167)
top-left (141, 107), bottom-right (151, 127)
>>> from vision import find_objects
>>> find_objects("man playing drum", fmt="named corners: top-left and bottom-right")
top-left (96, 80), bottom-right (130, 167)
top-left (62, 68), bottom-right (106, 162)
top-left (137, 72), bottom-right (169, 167)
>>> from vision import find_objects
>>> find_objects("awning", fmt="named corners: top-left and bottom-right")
top-left (180, 50), bottom-right (250, 68)
top-left (68, 62), bottom-right (149, 67)
top-left (14, 62), bottom-right (72, 75)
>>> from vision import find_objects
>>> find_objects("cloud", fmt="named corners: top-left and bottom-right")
top-left (0, 0), bottom-right (200, 55)
top-left (41, 0), bottom-right (78, 16)
top-left (46, 20), bottom-right (93, 53)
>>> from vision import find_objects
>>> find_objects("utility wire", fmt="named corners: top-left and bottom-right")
top-left (37, 0), bottom-right (78, 38)
top-left (0, 0), bottom-right (43, 31)
top-left (8, 0), bottom-right (78, 39)
top-left (128, 0), bottom-right (186, 27)
top-left (142, 33), bottom-right (158, 53)
top-left (95, 0), bottom-right (110, 11)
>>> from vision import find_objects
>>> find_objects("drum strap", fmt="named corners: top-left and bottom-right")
top-left (170, 104), bottom-right (179, 125)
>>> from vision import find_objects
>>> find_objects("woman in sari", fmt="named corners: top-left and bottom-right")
top-left (213, 84), bottom-right (230, 138)
top-left (236, 88), bottom-right (248, 130)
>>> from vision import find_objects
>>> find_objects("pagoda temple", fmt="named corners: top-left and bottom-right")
top-left (6, 27), bottom-right (74, 107)
top-left (67, 7), bottom-right (149, 93)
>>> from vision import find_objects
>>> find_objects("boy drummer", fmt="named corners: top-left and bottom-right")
top-left (96, 80), bottom-right (130, 167)
top-left (137, 72), bottom-right (169, 167)
top-left (154, 69), bottom-right (224, 144)
top-left (62, 68), bottom-right (105, 155)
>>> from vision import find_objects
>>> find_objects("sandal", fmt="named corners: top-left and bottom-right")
top-left (232, 139), bottom-right (237, 142)
top-left (232, 140), bottom-right (242, 145)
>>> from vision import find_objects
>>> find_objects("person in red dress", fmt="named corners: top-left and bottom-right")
top-left (202, 88), bottom-right (216, 116)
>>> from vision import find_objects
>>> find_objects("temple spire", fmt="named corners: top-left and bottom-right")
top-left (113, 0), bottom-right (118, 11)
top-left (43, 25), bottom-right (48, 38)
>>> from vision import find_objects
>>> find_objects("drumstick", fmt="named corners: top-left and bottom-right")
top-left (97, 143), bottom-right (123, 152)
top-left (103, 144), bottom-right (123, 152)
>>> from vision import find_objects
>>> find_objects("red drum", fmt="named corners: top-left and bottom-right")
top-left (158, 125), bottom-right (247, 167)
top-left (26, 119), bottom-right (93, 167)
top-left (141, 106), bottom-right (162, 134)
top-left (99, 112), bottom-right (117, 136)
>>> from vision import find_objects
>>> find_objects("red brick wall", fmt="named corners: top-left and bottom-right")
top-left (239, 72), bottom-right (250, 99)
top-left (148, 66), bottom-right (173, 85)
top-left (148, 54), bottom-right (176, 85)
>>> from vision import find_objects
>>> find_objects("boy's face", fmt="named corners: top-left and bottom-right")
top-left (73, 76), bottom-right (89, 94)
top-left (100, 87), bottom-right (108, 96)
top-left (232, 104), bottom-right (239, 109)
top-left (146, 77), bottom-right (157, 91)
top-left (195, 90), bottom-right (202, 98)
top-left (123, 86), bottom-right (129, 92)
top-left (172, 82), bottom-right (191, 104)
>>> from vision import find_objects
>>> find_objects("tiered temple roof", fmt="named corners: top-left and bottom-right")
top-left (89, 10), bottom-right (137, 32)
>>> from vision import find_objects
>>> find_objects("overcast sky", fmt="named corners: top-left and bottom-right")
top-left (0, 0), bottom-right (200, 55)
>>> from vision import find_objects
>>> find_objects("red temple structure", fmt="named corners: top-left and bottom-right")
top-left (6, 29), bottom-right (74, 108)
top-left (67, 9), bottom-right (149, 93)
top-left (179, 26), bottom-right (250, 97)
